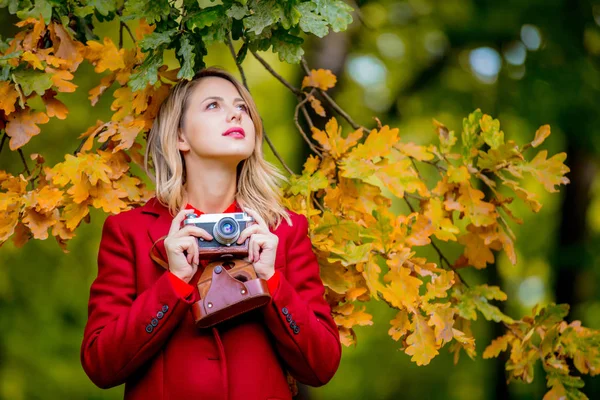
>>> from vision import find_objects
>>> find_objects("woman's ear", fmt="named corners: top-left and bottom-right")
top-left (177, 129), bottom-right (190, 152)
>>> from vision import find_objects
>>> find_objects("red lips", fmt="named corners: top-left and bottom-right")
top-left (222, 127), bottom-right (245, 137)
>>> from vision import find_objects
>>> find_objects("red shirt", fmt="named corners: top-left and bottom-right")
top-left (167, 201), bottom-right (281, 297)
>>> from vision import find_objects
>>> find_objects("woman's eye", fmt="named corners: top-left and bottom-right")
top-left (207, 102), bottom-right (218, 109)
top-left (237, 104), bottom-right (248, 112)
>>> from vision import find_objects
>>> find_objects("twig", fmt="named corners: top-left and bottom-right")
top-left (228, 46), bottom-right (294, 175)
top-left (0, 133), bottom-right (7, 155)
top-left (300, 57), bottom-right (367, 132)
top-left (119, 21), bottom-right (124, 49)
top-left (251, 51), bottom-right (302, 96)
top-left (226, 34), bottom-right (248, 89)
top-left (18, 148), bottom-right (30, 176)
top-left (300, 104), bottom-right (314, 129)
top-left (121, 21), bottom-right (136, 45)
top-left (295, 92), bottom-right (323, 156)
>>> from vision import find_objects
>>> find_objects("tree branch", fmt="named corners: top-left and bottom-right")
top-left (18, 148), bottom-right (30, 176)
top-left (229, 45), bottom-right (295, 175)
top-left (300, 57), bottom-right (367, 132)
top-left (0, 132), bottom-right (7, 155)
top-left (295, 92), bottom-right (323, 156)
top-left (227, 34), bottom-right (248, 89)
top-left (251, 51), bottom-right (302, 96)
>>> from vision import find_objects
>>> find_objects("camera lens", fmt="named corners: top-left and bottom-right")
top-left (213, 217), bottom-right (240, 245)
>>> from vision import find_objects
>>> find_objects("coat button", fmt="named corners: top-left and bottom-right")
top-left (157, 311), bottom-right (164, 319)
top-left (290, 321), bottom-right (297, 329)
top-left (146, 324), bottom-right (153, 333)
top-left (162, 305), bottom-right (169, 313)
top-left (151, 318), bottom-right (159, 327)
top-left (281, 307), bottom-right (289, 315)
top-left (293, 326), bottom-right (300, 334)
top-left (286, 314), bottom-right (292, 322)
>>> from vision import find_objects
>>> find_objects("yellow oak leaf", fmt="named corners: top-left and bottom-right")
top-left (303, 155), bottom-right (320, 175)
top-left (502, 178), bottom-right (542, 212)
top-left (307, 94), bottom-right (326, 117)
top-left (22, 207), bottom-right (59, 240)
top-left (424, 197), bottom-right (460, 241)
top-left (25, 184), bottom-right (63, 213)
top-left (457, 182), bottom-right (497, 226)
top-left (433, 118), bottom-right (457, 154)
top-left (114, 117), bottom-right (145, 151)
top-left (12, 222), bottom-right (31, 248)
top-left (405, 313), bottom-right (439, 365)
top-left (458, 230), bottom-right (495, 269)
top-left (311, 117), bottom-right (363, 159)
top-left (85, 37), bottom-right (126, 73)
top-left (447, 165), bottom-right (470, 183)
top-left (346, 286), bottom-right (368, 302)
top-left (483, 333), bottom-right (513, 359)
top-left (370, 158), bottom-right (429, 199)
top-left (90, 181), bottom-right (129, 213)
top-left (301, 68), bottom-right (337, 90)
top-left (424, 270), bottom-right (455, 301)
top-left (532, 124), bottom-right (551, 148)
top-left (451, 327), bottom-right (477, 360)
top-left (0, 81), bottom-right (19, 115)
top-left (348, 125), bottom-right (399, 161)
top-left (67, 178), bottom-right (92, 203)
top-left (21, 50), bottom-right (44, 70)
top-left (5, 108), bottom-right (50, 150)
top-left (395, 142), bottom-right (434, 161)
top-left (405, 213), bottom-right (435, 246)
top-left (382, 264), bottom-right (422, 309)
top-left (389, 310), bottom-right (411, 341)
top-left (338, 327), bottom-right (357, 347)
top-left (333, 303), bottom-right (373, 329)
top-left (111, 86), bottom-right (133, 121)
top-left (524, 150), bottom-right (570, 193)
top-left (0, 207), bottom-right (20, 242)
top-left (98, 149), bottom-right (131, 180)
top-left (52, 219), bottom-right (75, 253)
top-left (62, 200), bottom-right (90, 230)
top-left (113, 174), bottom-right (142, 201)
top-left (425, 302), bottom-right (456, 345)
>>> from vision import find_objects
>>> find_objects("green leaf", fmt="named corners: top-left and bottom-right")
top-left (313, 0), bottom-right (354, 32)
top-left (236, 41), bottom-right (248, 64)
top-left (12, 69), bottom-right (53, 96)
top-left (461, 109), bottom-right (484, 159)
top-left (271, 30), bottom-right (304, 63)
top-left (16, 0), bottom-right (53, 24)
top-left (534, 303), bottom-right (569, 328)
top-left (227, 3), bottom-right (248, 20)
top-left (476, 140), bottom-right (522, 170)
top-left (176, 35), bottom-right (195, 80)
top-left (128, 48), bottom-right (164, 91)
top-left (480, 115), bottom-right (504, 149)
top-left (0, 0), bottom-right (22, 15)
top-left (244, 0), bottom-right (281, 35)
top-left (186, 6), bottom-right (224, 30)
top-left (296, 2), bottom-right (329, 37)
top-left (287, 170), bottom-right (328, 196)
top-left (88, 0), bottom-right (117, 16)
top-left (138, 29), bottom-right (176, 51)
top-left (123, 0), bottom-right (171, 24)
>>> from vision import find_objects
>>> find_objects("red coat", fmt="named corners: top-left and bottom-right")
top-left (80, 197), bottom-right (342, 399)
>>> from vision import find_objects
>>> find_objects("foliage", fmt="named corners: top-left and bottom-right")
top-left (0, 1), bottom-right (596, 398)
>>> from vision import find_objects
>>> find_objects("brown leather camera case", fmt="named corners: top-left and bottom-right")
top-left (191, 258), bottom-right (272, 328)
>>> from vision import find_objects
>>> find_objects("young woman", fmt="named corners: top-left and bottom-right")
top-left (80, 67), bottom-right (342, 399)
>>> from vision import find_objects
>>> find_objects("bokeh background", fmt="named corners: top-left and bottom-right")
top-left (1, 0), bottom-right (600, 399)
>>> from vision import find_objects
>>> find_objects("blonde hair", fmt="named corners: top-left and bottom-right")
top-left (144, 66), bottom-right (292, 228)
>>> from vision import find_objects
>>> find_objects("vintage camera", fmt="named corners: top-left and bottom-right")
top-left (183, 212), bottom-right (254, 260)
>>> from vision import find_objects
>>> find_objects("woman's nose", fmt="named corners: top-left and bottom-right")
top-left (227, 107), bottom-right (242, 123)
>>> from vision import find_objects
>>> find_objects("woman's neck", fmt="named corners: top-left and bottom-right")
top-left (182, 159), bottom-right (237, 214)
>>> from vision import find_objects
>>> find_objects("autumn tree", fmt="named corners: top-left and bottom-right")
top-left (0, 1), bottom-right (597, 398)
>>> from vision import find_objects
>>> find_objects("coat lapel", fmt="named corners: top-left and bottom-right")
top-left (142, 197), bottom-right (174, 267)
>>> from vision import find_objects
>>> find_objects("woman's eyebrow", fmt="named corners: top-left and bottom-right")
top-left (201, 96), bottom-right (245, 103)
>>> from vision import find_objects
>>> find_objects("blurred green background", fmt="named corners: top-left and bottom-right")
top-left (1, 0), bottom-right (600, 399)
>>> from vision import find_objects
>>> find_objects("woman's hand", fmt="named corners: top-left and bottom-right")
top-left (164, 208), bottom-right (213, 283)
top-left (237, 208), bottom-right (278, 280)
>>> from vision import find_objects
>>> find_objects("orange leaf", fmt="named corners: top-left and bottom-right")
top-left (89, 74), bottom-right (116, 106)
top-left (17, 17), bottom-right (46, 51)
top-left (62, 200), bottom-right (90, 230)
top-left (22, 207), bottom-right (60, 240)
top-left (0, 81), bottom-right (20, 115)
top-left (85, 37), bottom-right (126, 73)
top-left (42, 90), bottom-right (68, 119)
top-left (311, 117), bottom-right (363, 159)
top-left (388, 310), bottom-right (411, 341)
top-left (307, 94), bottom-right (326, 117)
top-left (302, 68), bottom-right (337, 90)
top-left (114, 117), bottom-right (145, 151)
top-left (5, 109), bottom-right (50, 150)
top-left (458, 231), bottom-right (495, 269)
top-left (49, 22), bottom-right (85, 70)
top-left (405, 313), bottom-right (439, 366)
top-left (50, 69), bottom-right (77, 92)
top-left (532, 125), bottom-right (551, 148)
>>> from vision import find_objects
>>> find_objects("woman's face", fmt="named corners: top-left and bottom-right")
top-left (178, 76), bottom-right (256, 164)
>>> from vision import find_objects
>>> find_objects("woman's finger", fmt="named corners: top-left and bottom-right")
top-left (243, 207), bottom-right (268, 230)
top-left (169, 208), bottom-right (196, 236)
top-left (176, 225), bottom-right (213, 241)
top-left (237, 224), bottom-right (262, 244)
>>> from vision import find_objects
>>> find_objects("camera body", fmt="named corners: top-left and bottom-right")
top-left (183, 212), bottom-right (254, 260)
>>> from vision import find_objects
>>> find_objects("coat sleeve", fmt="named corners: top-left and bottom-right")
top-left (260, 213), bottom-right (342, 387)
top-left (80, 214), bottom-right (196, 389)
